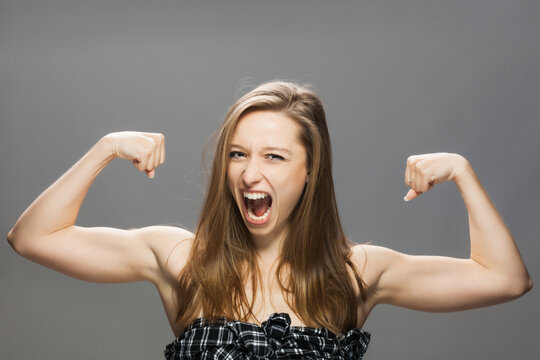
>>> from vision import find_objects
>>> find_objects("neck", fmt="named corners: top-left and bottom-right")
top-left (250, 229), bottom-right (287, 265)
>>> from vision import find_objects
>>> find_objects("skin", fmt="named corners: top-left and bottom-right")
top-left (226, 111), bottom-right (310, 324)
top-left (7, 114), bottom-right (532, 337)
top-left (227, 111), bottom-right (308, 260)
top-left (357, 153), bottom-right (532, 315)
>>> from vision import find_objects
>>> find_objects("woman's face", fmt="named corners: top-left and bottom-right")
top-left (227, 110), bottom-right (309, 242)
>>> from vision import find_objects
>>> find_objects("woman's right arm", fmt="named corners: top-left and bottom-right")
top-left (7, 132), bottom-right (192, 285)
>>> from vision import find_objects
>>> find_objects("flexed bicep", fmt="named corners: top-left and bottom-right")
top-left (361, 245), bottom-right (524, 312)
top-left (7, 132), bottom-right (178, 285)
top-left (363, 152), bottom-right (531, 311)
top-left (19, 225), bottom-right (192, 284)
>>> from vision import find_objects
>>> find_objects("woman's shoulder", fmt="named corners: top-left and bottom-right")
top-left (349, 243), bottom-right (399, 289)
top-left (134, 225), bottom-right (195, 285)
top-left (350, 243), bottom-right (400, 265)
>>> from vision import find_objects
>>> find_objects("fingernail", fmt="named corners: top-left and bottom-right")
top-left (403, 196), bottom-right (409, 202)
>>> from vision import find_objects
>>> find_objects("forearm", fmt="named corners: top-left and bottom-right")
top-left (454, 160), bottom-right (532, 292)
top-left (8, 137), bottom-right (114, 247)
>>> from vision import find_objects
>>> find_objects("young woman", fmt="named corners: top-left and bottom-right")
top-left (7, 81), bottom-right (532, 359)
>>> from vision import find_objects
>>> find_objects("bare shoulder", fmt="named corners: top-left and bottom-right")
top-left (134, 225), bottom-right (195, 286)
top-left (349, 243), bottom-right (401, 288)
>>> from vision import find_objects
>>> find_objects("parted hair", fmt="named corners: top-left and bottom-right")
top-left (175, 81), bottom-right (366, 335)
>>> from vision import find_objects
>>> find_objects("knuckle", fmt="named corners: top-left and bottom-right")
top-left (135, 149), bottom-right (145, 160)
top-left (144, 142), bottom-right (154, 152)
top-left (142, 134), bottom-right (153, 144)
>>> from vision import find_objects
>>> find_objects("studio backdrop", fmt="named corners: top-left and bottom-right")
top-left (1, 1), bottom-right (539, 359)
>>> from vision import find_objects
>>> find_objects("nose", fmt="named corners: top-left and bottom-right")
top-left (242, 158), bottom-right (263, 186)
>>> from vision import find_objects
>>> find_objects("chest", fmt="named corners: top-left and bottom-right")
top-left (159, 269), bottom-right (371, 337)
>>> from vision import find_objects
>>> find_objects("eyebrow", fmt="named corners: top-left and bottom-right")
top-left (230, 144), bottom-right (292, 156)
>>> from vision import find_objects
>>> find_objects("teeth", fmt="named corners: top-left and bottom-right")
top-left (243, 191), bottom-right (271, 222)
top-left (243, 191), bottom-right (268, 200)
top-left (247, 206), bottom-right (270, 221)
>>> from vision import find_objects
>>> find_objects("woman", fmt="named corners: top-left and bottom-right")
top-left (7, 81), bottom-right (532, 359)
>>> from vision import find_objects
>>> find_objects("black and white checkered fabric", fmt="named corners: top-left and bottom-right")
top-left (164, 313), bottom-right (370, 359)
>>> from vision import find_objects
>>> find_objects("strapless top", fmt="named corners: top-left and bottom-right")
top-left (164, 312), bottom-right (370, 359)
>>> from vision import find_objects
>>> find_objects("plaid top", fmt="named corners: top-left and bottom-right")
top-left (164, 313), bottom-right (370, 359)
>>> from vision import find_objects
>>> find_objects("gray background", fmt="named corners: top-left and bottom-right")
top-left (1, 0), bottom-right (539, 359)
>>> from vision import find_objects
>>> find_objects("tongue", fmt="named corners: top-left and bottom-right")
top-left (250, 197), bottom-right (270, 217)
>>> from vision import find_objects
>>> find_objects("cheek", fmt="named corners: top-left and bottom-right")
top-left (226, 165), bottom-right (238, 195)
top-left (276, 169), bottom-right (308, 210)
top-left (292, 175), bottom-right (308, 202)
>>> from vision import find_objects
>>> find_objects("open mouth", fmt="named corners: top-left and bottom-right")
top-left (242, 191), bottom-right (273, 224)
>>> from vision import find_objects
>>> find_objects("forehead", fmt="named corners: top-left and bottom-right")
top-left (231, 111), bottom-right (302, 148)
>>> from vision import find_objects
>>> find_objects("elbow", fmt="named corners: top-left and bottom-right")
top-left (7, 227), bottom-right (29, 256)
top-left (522, 275), bottom-right (533, 295)
top-left (504, 274), bottom-right (533, 300)
top-left (7, 228), bottom-right (17, 249)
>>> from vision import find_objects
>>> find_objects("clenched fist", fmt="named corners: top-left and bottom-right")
top-left (101, 131), bottom-right (165, 178)
top-left (404, 152), bottom-right (468, 201)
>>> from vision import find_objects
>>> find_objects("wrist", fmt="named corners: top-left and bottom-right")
top-left (95, 135), bottom-right (117, 162)
top-left (451, 155), bottom-right (474, 185)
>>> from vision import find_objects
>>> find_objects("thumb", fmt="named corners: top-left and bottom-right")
top-left (403, 188), bottom-right (420, 202)
top-left (145, 169), bottom-right (155, 179)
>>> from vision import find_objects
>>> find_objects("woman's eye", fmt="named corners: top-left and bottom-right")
top-left (268, 154), bottom-right (285, 161)
top-left (229, 151), bottom-right (246, 159)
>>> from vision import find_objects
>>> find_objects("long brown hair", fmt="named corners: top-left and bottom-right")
top-left (175, 81), bottom-right (366, 335)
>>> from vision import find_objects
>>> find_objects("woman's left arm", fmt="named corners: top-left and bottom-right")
top-left (361, 153), bottom-right (532, 311)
